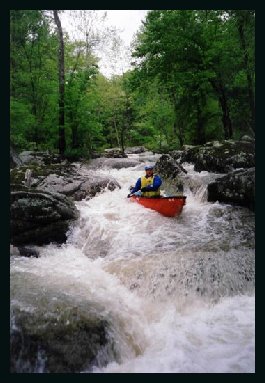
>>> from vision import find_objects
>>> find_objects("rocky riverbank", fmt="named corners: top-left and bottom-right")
top-left (10, 139), bottom-right (255, 251)
top-left (155, 137), bottom-right (255, 210)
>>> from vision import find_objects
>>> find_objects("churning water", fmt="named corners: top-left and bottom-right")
top-left (10, 157), bottom-right (255, 373)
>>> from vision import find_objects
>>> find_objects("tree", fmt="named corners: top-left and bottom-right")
top-left (131, 10), bottom-right (255, 145)
top-left (231, 10), bottom-right (255, 134)
top-left (53, 10), bottom-right (66, 157)
top-left (132, 11), bottom-right (214, 146)
top-left (10, 10), bottom-right (58, 150)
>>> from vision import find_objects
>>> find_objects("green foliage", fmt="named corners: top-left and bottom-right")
top-left (63, 147), bottom-right (90, 161)
top-left (131, 10), bottom-right (255, 146)
top-left (10, 98), bottom-right (36, 149)
top-left (10, 10), bottom-right (255, 157)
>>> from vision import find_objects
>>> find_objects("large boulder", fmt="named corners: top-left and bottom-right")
top-left (87, 157), bottom-right (139, 170)
top-left (155, 154), bottom-right (187, 179)
top-left (10, 274), bottom-right (115, 373)
top-left (36, 172), bottom-right (120, 201)
top-left (10, 145), bottom-right (23, 169)
top-left (11, 306), bottom-right (109, 373)
top-left (103, 148), bottom-right (127, 158)
top-left (19, 151), bottom-right (61, 166)
top-left (208, 167), bottom-right (255, 210)
top-left (10, 162), bottom-right (121, 201)
top-left (178, 140), bottom-right (255, 173)
top-left (153, 140), bottom-right (255, 209)
top-left (124, 146), bottom-right (147, 154)
top-left (10, 189), bottom-right (79, 245)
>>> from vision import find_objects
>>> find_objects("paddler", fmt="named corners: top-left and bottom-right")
top-left (127, 165), bottom-right (162, 198)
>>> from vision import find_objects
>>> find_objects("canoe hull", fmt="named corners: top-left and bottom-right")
top-left (130, 195), bottom-right (186, 217)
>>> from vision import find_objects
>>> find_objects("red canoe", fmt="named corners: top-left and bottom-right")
top-left (130, 195), bottom-right (186, 217)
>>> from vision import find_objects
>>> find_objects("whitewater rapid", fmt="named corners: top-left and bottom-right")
top-left (10, 159), bottom-right (255, 373)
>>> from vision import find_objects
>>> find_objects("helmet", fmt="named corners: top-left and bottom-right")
top-left (145, 165), bottom-right (154, 170)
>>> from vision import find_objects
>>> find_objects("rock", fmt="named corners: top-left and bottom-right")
top-left (10, 190), bottom-right (79, 246)
top-left (37, 174), bottom-right (83, 196)
top-left (103, 148), bottom-right (127, 158)
top-left (152, 140), bottom-right (255, 209)
top-left (37, 172), bottom-right (120, 201)
top-left (208, 167), bottom-right (255, 210)
top-left (11, 162), bottom-right (121, 201)
top-left (178, 140), bottom-right (255, 173)
top-left (79, 175), bottom-right (120, 200)
top-left (240, 135), bottom-right (255, 143)
top-left (10, 145), bottom-right (23, 168)
top-left (17, 246), bottom-right (39, 258)
top-left (124, 146), bottom-right (147, 154)
top-left (10, 245), bottom-right (20, 256)
top-left (24, 169), bottom-right (32, 188)
top-left (155, 154), bottom-right (187, 179)
top-left (10, 295), bottom-right (113, 373)
top-left (19, 151), bottom-right (61, 166)
top-left (87, 157), bottom-right (139, 170)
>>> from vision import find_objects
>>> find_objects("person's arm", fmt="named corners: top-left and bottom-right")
top-left (129, 178), bottom-right (141, 194)
top-left (141, 175), bottom-right (162, 192)
top-left (153, 175), bottom-right (162, 190)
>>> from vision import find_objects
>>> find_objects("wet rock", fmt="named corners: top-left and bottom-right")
top-left (10, 145), bottom-right (23, 169)
top-left (178, 140), bottom-right (255, 173)
top-left (124, 146), bottom-right (147, 154)
top-left (19, 151), bottom-right (61, 166)
top-left (155, 154), bottom-right (187, 179)
top-left (153, 140), bottom-right (255, 209)
top-left (79, 175), bottom-right (120, 199)
top-left (10, 163), bottom-right (77, 188)
top-left (10, 190), bottom-right (79, 246)
top-left (37, 172), bottom-right (120, 201)
top-left (10, 302), bottom-right (112, 373)
top-left (87, 157), bottom-right (139, 170)
top-left (37, 175), bottom-right (83, 196)
top-left (153, 154), bottom-right (187, 195)
top-left (10, 245), bottom-right (21, 256)
top-left (208, 167), bottom-right (255, 210)
top-left (10, 162), bottom-right (121, 201)
top-left (17, 247), bottom-right (39, 258)
top-left (103, 148), bottom-right (127, 158)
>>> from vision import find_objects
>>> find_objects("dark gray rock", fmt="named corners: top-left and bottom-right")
top-left (10, 190), bottom-right (79, 246)
top-left (103, 148), bottom-right (127, 158)
top-left (153, 140), bottom-right (255, 209)
top-left (10, 145), bottom-right (23, 168)
top-left (17, 246), bottom-right (39, 258)
top-left (37, 175), bottom-right (83, 196)
top-left (10, 298), bottom-right (113, 373)
top-left (178, 140), bottom-right (255, 173)
top-left (10, 162), bottom-right (121, 201)
top-left (124, 146), bottom-right (147, 154)
top-left (155, 154), bottom-right (187, 180)
top-left (36, 172), bottom-right (120, 201)
top-left (78, 175), bottom-right (120, 200)
top-left (208, 167), bottom-right (255, 210)
top-left (87, 157), bottom-right (139, 170)
top-left (19, 151), bottom-right (61, 166)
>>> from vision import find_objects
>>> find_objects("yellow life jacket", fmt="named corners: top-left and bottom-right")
top-left (141, 175), bottom-right (160, 197)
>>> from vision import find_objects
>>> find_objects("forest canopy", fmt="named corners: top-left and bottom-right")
top-left (10, 10), bottom-right (255, 159)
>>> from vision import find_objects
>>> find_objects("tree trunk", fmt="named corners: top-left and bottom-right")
top-left (210, 79), bottom-right (233, 139)
top-left (53, 10), bottom-right (66, 157)
top-left (71, 123), bottom-right (79, 149)
top-left (237, 14), bottom-right (255, 134)
top-left (195, 103), bottom-right (206, 145)
top-left (169, 91), bottom-right (184, 147)
top-left (175, 120), bottom-right (184, 147)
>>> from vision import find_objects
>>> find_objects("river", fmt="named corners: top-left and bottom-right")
top-left (10, 154), bottom-right (255, 373)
